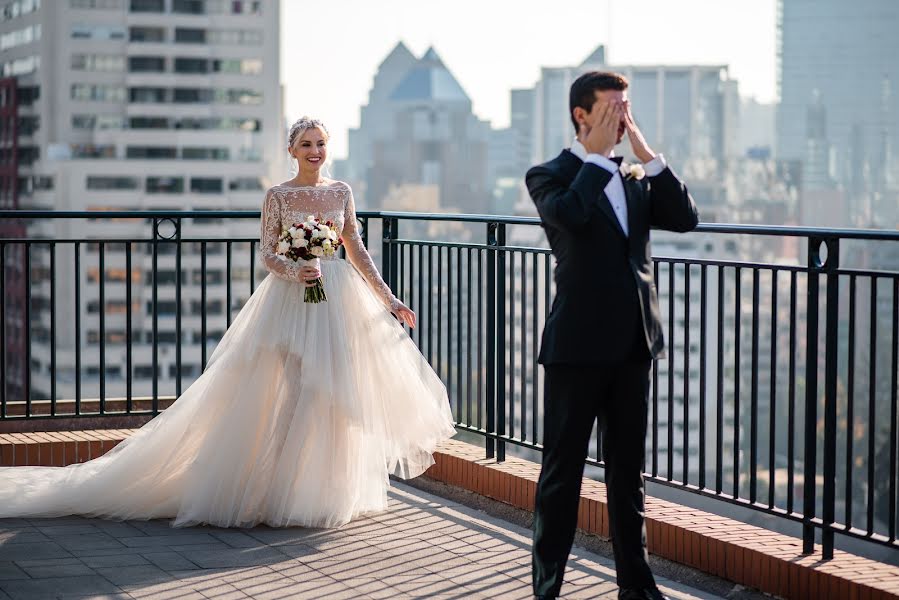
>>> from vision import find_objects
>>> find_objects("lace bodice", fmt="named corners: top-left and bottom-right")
top-left (260, 181), bottom-right (401, 310)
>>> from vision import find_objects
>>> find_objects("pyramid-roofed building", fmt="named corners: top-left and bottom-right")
top-left (342, 43), bottom-right (490, 214)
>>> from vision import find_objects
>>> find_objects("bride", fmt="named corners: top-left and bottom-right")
top-left (0, 117), bottom-right (456, 529)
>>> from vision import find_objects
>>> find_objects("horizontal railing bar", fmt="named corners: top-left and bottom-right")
top-left (3, 210), bottom-right (899, 241)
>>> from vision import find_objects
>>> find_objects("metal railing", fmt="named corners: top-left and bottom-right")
top-left (1, 209), bottom-right (897, 560)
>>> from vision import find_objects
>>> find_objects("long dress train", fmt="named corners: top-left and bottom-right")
top-left (0, 180), bottom-right (456, 528)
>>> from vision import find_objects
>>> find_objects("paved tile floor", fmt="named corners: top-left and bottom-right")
top-left (0, 483), bottom-right (725, 599)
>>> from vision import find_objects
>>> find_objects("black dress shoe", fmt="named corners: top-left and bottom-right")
top-left (618, 588), bottom-right (670, 600)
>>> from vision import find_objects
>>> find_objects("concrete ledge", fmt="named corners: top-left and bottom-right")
top-left (3, 430), bottom-right (898, 599)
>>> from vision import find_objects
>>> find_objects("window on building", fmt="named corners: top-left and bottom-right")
top-left (71, 144), bottom-right (116, 158)
top-left (129, 0), bottom-right (163, 12)
top-left (129, 87), bottom-right (167, 103)
top-left (127, 146), bottom-right (176, 159)
top-left (145, 300), bottom-right (177, 315)
top-left (146, 176), bottom-right (183, 193)
top-left (212, 58), bottom-right (262, 75)
top-left (16, 145), bottom-right (38, 165)
top-left (2, 54), bottom-right (39, 76)
top-left (169, 363), bottom-right (202, 378)
top-left (214, 89), bottom-right (262, 105)
top-left (228, 177), bottom-right (263, 191)
top-left (17, 115), bottom-right (38, 135)
top-left (32, 175), bottom-right (52, 190)
top-left (71, 84), bottom-right (126, 102)
top-left (128, 56), bottom-right (165, 72)
top-left (72, 114), bottom-right (125, 130)
top-left (191, 299), bottom-right (222, 315)
top-left (129, 116), bottom-right (169, 129)
top-left (207, 29), bottom-right (262, 45)
top-left (70, 0), bottom-right (122, 8)
top-left (71, 54), bottom-right (124, 71)
top-left (87, 176), bottom-right (139, 190)
top-left (173, 57), bottom-right (208, 74)
top-left (3, 24), bottom-right (40, 49)
top-left (172, 0), bottom-right (204, 14)
top-left (17, 85), bottom-right (39, 105)
top-left (71, 24), bottom-right (123, 41)
top-left (190, 177), bottom-right (222, 194)
top-left (181, 147), bottom-right (229, 160)
top-left (129, 26), bottom-right (165, 43)
top-left (174, 27), bottom-right (205, 43)
top-left (173, 88), bottom-right (212, 103)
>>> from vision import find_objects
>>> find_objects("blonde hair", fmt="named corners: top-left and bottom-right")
top-left (287, 116), bottom-right (329, 148)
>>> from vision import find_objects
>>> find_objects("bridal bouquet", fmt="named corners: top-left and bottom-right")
top-left (275, 215), bottom-right (343, 303)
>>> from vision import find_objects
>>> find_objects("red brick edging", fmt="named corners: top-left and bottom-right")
top-left (425, 439), bottom-right (899, 600)
top-left (2, 431), bottom-right (898, 599)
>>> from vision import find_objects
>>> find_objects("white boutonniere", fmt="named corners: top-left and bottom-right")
top-left (620, 163), bottom-right (645, 181)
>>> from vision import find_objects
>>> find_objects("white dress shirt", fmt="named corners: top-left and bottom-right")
top-left (569, 139), bottom-right (667, 237)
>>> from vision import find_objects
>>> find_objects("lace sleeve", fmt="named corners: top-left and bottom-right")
top-left (260, 189), bottom-right (304, 283)
top-left (341, 185), bottom-right (401, 310)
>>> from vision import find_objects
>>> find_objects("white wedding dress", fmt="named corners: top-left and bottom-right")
top-left (0, 181), bottom-right (456, 528)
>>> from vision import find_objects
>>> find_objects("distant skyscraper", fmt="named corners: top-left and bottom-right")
top-left (0, 0), bottom-right (283, 403)
top-left (345, 43), bottom-right (490, 214)
top-left (509, 88), bottom-right (535, 173)
top-left (739, 98), bottom-right (776, 158)
top-left (776, 0), bottom-right (899, 187)
top-left (532, 45), bottom-right (738, 165)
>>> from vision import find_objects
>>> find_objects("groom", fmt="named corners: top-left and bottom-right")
top-left (527, 71), bottom-right (699, 600)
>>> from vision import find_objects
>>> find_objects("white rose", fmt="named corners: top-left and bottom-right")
top-left (276, 240), bottom-right (290, 254)
top-left (293, 237), bottom-right (308, 248)
top-left (629, 164), bottom-right (646, 180)
top-left (306, 215), bottom-right (316, 223)
top-left (288, 226), bottom-right (300, 239)
top-left (311, 229), bottom-right (323, 240)
top-left (310, 246), bottom-right (324, 257)
top-left (328, 230), bottom-right (338, 241)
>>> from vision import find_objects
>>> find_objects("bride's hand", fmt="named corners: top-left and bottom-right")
top-left (299, 264), bottom-right (321, 287)
top-left (391, 301), bottom-right (416, 329)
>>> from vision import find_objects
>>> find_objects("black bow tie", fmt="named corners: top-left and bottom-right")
top-left (610, 156), bottom-right (624, 166)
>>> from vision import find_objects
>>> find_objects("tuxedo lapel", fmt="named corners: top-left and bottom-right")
top-left (561, 149), bottom-right (627, 240)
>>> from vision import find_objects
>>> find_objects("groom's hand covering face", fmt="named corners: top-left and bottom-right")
top-left (586, 90), bottom-right (627, 145)
top-left (577, 90), bottom-right (627, 155)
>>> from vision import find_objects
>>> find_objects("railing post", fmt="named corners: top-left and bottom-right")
top-left (802, 237), bottom-right (821, 554)
top-left (381, 217), bottom-right (398, 291)
top-left (822, 237), bottom-right (840, 559)
top-left (486, 222), bottom-right (506, 462)
top-left (802, 235), bottom-right (840, 557)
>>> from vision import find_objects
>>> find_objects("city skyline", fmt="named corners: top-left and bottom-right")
top-left (281, 0), bottom-right (778, 160)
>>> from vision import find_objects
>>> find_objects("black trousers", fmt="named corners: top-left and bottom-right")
top-left (532, 360), bottom-right (655, 596)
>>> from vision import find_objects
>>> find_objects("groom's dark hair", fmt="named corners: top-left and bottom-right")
top-left (569, 71), bottom-right (629, 133)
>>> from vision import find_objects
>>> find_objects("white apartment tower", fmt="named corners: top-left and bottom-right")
top-left (0, 0), bottom-right (283, 405)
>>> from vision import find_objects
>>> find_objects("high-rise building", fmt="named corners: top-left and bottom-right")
top-left (532, 45), bottom-right (738, 166)
top-left (344, 43), bottom-right (491, 214)
top-left (0, 0), bottom-right (283, 404)
top-left (776, 0), bottom-right (899, 188)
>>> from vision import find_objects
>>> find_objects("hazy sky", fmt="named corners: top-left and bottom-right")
top-left (281, 0), bottom-right (777, 159)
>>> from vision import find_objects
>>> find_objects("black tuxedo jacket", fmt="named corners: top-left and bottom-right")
top-left (526, 150), bottom-right (699, 365)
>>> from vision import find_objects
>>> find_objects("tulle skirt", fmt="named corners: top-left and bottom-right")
top-left (0, 258), bottom-right (456, 528)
